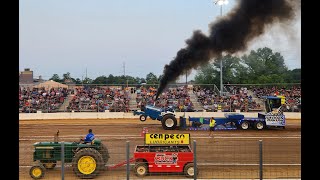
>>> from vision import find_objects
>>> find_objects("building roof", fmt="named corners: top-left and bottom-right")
top-left (33, 80), bottom-right (68, 89)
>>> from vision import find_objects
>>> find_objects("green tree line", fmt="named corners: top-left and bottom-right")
top-left (49, 47), bottom-right (300, 86)
top-left (195, 47), bottom-right (300, 86)
top-left (49, 72), bottom-right (162, 85)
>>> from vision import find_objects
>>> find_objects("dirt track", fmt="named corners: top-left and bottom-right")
top-left (19, 119), bottom-right (301, 179)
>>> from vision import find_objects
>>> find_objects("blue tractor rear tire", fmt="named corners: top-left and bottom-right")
top-left (162, 114), bottom-right (177, 130)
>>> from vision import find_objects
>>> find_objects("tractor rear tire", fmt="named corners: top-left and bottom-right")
top-left (184, 163), bottom-right (198, 178)
top-left (240, 121), bottom-right (250, 130)
top-left (29, 164), bottom-right (45, 179)
top-left (140, 115), bottom-right (147, 121)
top-left (99, 143), bottom-right (110, 165)
top-left (254, 121), bottom-right (265, 130)
top-left (72, 148), bottom-right (104, 179)
top-left (161, 114), bottom-right (177, 130)
top-left (134, 162), bottom-right (148, 177)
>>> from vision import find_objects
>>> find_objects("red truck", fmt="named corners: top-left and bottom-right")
top-left (133, 133), bottom-right (198, 178)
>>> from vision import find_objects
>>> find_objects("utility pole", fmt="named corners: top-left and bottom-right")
top-left (220, 4), bottom-right (223, 96)
top-left (214, 0), bottom-right (228, 96)
top-left (85, 68), bottom-right (87, 84)
top-left (123, 62), bottom-right (126, 88)
top-left (81, 75), bottom-right (83, 86)
top-left (184, 70), bottom-right (187, 117)
top-left (186, 70), bottom-right (188, 85)
top-left (123, 62), bottom-right (126, 77)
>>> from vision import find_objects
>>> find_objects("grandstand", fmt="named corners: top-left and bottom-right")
top-left (19, 82), bottom-right (301, 113)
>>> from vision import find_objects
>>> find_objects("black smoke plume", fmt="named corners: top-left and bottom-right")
top-left (156, 0), bottom-right (298, 99)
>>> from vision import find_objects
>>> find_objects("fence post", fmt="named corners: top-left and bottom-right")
top-left (259, 140), bottom-right (263, 180)
top-left (61, 141), bottom-right (65, 180)
top-left (126, 141), bottom-right (130, 180)
top-left (193, 140), bottom-right (197, 180)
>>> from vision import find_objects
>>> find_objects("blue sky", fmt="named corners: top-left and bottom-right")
top-left (19, 0), bottom-right (301, 81)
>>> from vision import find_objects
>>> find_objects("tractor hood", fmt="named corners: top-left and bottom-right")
top-left (33, 138), bottom-right (102, 148)
top-left (92, 138), bottom-right (101, 145)
top-left (33, 141), bottom-right (76, 147)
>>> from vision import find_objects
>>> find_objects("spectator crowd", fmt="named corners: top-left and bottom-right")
top-left (136, 86), bottom-right (194, 112)
top-left (19, 86), bottom-right (70, 113)
top-left (251, 86), bottom-right (301, 112)
top-left (193, 85), bottom-right (301, 112)
top-left (19, 84), bottom-right (301, 113)
top-left (67, 86), bottom-right (131, 112)
top-left (193, 86), bottom-right (261, 112)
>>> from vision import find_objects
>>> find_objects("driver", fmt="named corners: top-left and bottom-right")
top-left (80, 129), bottom-right (95, 144)
top-left (74, 129), bottom-right (95, 153)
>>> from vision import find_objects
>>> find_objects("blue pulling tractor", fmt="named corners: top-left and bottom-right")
top-left (133, 106), bottom-right (178, 130)
top-left (133, 96), bottom-right (286, 131)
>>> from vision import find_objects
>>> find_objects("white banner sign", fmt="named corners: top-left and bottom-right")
top-left (265, 115), bottom-right (285, 126)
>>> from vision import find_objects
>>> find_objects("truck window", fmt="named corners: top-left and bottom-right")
top-left (136, 145), bottom-right (150, 152)
top-left (179, 146), bottom-right (191, 152)
top-left (137, 145), bottom-right (191, 153)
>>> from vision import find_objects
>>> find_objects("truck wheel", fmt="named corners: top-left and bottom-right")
top-left (140, 115), bottom-right (147, 121)
top-left (254, 121), bottom-right (265, 130)
top-left (134, 162), bottom-right (148, 177)
top-left (162, 114), bottom-right (177, 130)
top-left (40, 160), bottom-right (56, 169)
top-left (240, 121), bottom-right (250, 130)
top-left (99, 143), bottom-right (110, 165)
top-left (72, 148), bottom-right (104, 179)
top-left (29, 165), bottom-right (45, 179)
top-left (184, 163), bottom-right (198, 178)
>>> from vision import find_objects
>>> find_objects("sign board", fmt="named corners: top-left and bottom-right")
top-left (145, 133), bottom-right (190, 145)
top-left (154, 153), bottom-right (178, 165)
top-left (265, 115), bottom-right (285, 126)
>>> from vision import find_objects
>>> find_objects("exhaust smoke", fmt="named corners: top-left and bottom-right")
top-left (156, 0), bottom-right (299, 99)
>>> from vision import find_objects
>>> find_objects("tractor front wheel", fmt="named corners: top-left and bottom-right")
top-left (29, 165), bottom-right (45, 179)
top-left (161, 114), bottom-right (177, 130)
top-left (72, 148), bottom-right (104, 179)
top-left (139, 115), bottom-right (147, 121)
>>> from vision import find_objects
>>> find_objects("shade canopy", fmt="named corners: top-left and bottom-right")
top-left (33, 80), bottom-right (68, 90)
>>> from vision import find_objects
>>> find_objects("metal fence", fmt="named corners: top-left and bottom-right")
top-left (19, 136), bottom-right (301, 180)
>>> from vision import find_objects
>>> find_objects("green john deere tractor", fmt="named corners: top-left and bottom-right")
top-left (29, 130), bottom-right (110, 179)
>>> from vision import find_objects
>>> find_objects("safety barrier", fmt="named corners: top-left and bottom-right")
top-left (19, 111), bottom-right (301, 120)
top-left (19, 137), bottom-right (301, 179)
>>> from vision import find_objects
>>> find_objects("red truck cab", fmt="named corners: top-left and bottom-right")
top-left (133, 133), bottom-right (198, 178)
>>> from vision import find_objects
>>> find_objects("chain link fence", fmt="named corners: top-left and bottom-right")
top-left (19, 136), bottom-right (300, 179)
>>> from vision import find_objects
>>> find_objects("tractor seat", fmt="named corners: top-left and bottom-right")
top-left (82, 141), bottom-right (92, 144)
